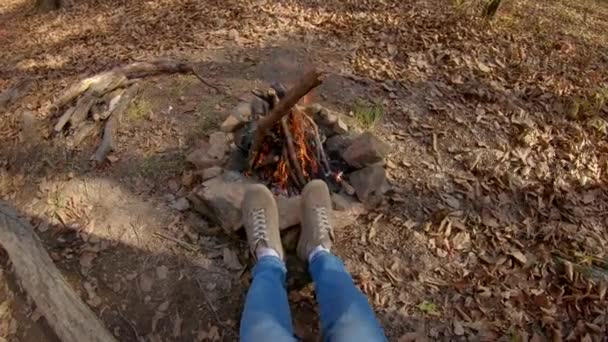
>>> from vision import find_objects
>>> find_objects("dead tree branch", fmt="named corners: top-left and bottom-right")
top-left (91, 84), bottom-right (140, 162)
top-left (0, 202), bottom-right (117, 342)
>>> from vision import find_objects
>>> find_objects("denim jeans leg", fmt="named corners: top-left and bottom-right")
top-left (240, 256), bottom-right (298, 342)
top-left (309, 251), bottom-right (387, 342)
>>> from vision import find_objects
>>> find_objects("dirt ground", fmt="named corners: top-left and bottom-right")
top-left (1, 0), bottom-right (608, 341)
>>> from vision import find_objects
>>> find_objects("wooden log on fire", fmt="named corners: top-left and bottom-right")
top-left (248, 68), bottom-right (325, 167)
top-left (300, 110), bottom-right (331, 176)
top-left (0, 202), bottom-right (117, 342)
top-left (281, 116), bottom-right (306, 186)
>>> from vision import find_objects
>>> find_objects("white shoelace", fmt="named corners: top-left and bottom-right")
top-left (314, 206), bottom-right (332, 240)
top-left (251, 208), bottom-right (268, 244)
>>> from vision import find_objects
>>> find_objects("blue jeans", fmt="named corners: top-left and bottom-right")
top-left (240, 251), bottom-right (387, 342)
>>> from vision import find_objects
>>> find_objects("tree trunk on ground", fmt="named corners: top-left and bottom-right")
top-left (35, 0), bottom-right (62, 11)
top-left (0, 201), bottom-right (117, 342)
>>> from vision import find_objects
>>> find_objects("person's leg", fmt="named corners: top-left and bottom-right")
top-left (239, 184), bottom-right (297, 342)
top-left (298, 180), bottom-right (387, 342)
top-left (309, 251), bottom-right (386, 342)
top-left (240, 255), bottom-right (297, 341)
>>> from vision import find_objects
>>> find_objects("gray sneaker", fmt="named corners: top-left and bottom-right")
top-left (297, 180), bottom-right (333, 261)
top-left (242, 184), bottom-right (284, 260)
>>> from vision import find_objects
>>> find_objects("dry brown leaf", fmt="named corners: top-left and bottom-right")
top-left (509, 249), bottom-right (527, 265)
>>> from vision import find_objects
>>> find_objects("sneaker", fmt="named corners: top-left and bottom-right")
top-left (242, 184), bottom-right (284, 260)
top-left (297, 180), bottom-right (333, 261)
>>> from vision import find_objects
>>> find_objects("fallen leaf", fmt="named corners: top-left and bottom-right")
top-left (156, 265), bottom-right (169, 280)
top-left (453, 320), bottom-right (465, 336)
top-left (172, 313), bottom-right (183, 338)
top-left (139, 273), bottom-right (154, 292)
top-left (158, 300), bottom-right (170, 312)
top-left (416, 300), bottom-right (440, 316)
top-left (509, 249), bottom-right (527, 265)
top-left (477, 60), bottom-right (491, 73)
top-left (222, 247), bottom-right (243, 270)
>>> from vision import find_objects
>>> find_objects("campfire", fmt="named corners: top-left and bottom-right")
top-left (188, 68), bottom-right (391, 235)
top-left (241, 70), bottom-right (337, 195)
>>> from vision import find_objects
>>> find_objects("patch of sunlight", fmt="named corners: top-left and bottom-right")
top-left (15, 53), bottom-right (68, 71)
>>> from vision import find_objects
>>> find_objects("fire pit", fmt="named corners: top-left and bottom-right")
top-left (187, 69), bottom-right (391, 236)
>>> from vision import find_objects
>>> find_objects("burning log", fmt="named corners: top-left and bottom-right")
top-left (281, 116), bottom-right (306, 186)
top-left (248, 68), bottom-right (324, 167)
top-left (300, 109), bottom-right (331, 176)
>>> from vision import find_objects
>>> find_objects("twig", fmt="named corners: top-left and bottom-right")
top-left (282, 146), bottom-right (303, 190)
top-left (281, 115), bottom-right (306, 187)
top-left (190, 67), bottom-right (230, 97)
top-left (153, 232), bottom-right (199, 252)
top-left (195, 279), bottom-right (236, 337)
top-left (117, 308), bottom-right (142, 342)
top-left (300, 110), bottom-right (331, 176)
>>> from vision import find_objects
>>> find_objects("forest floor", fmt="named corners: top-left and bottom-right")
top-left (1, 0), bottom-right (608, 341)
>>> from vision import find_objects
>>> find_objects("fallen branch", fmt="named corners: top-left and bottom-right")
top-left (91, 84), bottom-right (140, 162)
top-left (248, 68), bottom-right (325, 167)
top-left (153, 232), bottom-right (199, 252)
top-left (0, 202), bottom-right (116, 342)
top-left (52, 59), bottom-right (193, 113)
top-left (555, 255), bottom-right (608, 283)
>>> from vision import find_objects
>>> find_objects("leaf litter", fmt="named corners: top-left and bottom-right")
top-left (0, 0), bottom-right (608, 340)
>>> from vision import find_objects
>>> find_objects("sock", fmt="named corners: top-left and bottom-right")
top-left (256, 247), bottom-right (280, 260)
top-left (308, 245), bottom-right (330, 263)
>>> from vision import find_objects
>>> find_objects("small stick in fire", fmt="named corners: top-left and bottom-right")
top-left (281, 116), bottom-right (306, 187)
top-left (282, 146), bottom-right (303, 191)
top-left (299, 110), bottom-right (331, 177)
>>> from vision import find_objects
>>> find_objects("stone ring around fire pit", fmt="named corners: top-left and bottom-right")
top-left (186, 69), bottom-right (391, 237)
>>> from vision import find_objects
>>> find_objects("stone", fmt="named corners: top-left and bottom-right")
top-left (171, 197), bottom-right (190, 211)
top-left (186, 133), bottom-right (230, 169)
top-left (277, 195), bottom-right (301, 230)
top-left (234, 101), bottom-right (253, 120)
top-left (188, 173), bottom-right (250, 233)
top-left (331, 193), bottom-right (366, 229)
top-left (341, 181), bottom-right (356, 196)
top-left (220, 115), bottom-right (243, 132)
top-left (333, 118), bottom-right (349, 135)
top-left (207, 132), bottom-right (228, 159)
top-left (201, 166), bottom-right (222, 180)
top-left (342, 132), bottom-right (391, 168)
top-left (325, 134), bottom-right (356, 158)
top-left (348, 164), bottom-right (387, 207)
top-left (186, 144), bottom-right (225, 169)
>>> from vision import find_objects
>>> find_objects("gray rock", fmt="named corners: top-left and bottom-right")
top-left (186, 133), bottom-right (229, 169)
top-left (201, 166), bottom-right (223, 180)
top-left (220, 115), bottom-right (244, 132)
top-left (349, 164), bottom-right (387, 207)
top-left (186, 143), bottom-right (225, 169)
top-left (207, 132), bottom-right (228, 159)
top-left (188, 175), bottom-right (249, 233)
top-left (171, 197), bottom-right (190, 211)
top-left (342, 132), bottom-right (390, 168)
top-left (277, 195), bottom-right (301, 230)
top-left (325, 134), bottom-right (356, 157)
top-left (333, 118), bottom-right (349, 135)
